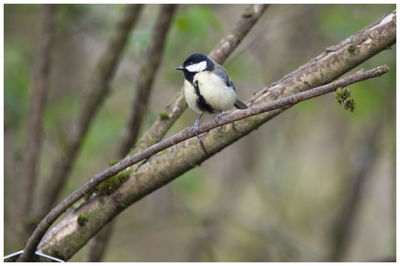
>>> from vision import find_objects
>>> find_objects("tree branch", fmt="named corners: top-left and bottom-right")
top-left (330, 120), bottom-right (381, 261)
top-left (87, 5), bottom-right (177, 261)
top-left (19, 9), bottom-right (395, 261)
top-left (18, 4), bottom-right (56, 242)
top-left (32, 4), bottom-right (143, 222)
top-left (25, 64), bottom-right (388, 261)
top-left (329, 93), bottom-right (394, 261)
top-left (5, 125), bottom-right (24, 252)
top-left (208, 4), bottom-right (269, 64)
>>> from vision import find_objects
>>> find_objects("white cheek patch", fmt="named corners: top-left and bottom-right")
top-left (186, 61), bottom-right (207, 72)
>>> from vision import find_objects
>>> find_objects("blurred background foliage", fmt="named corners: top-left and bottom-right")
top-left (4, 4), bottom-right (395, 261)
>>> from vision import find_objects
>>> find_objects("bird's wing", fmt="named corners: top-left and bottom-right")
top-left (213, 63), bottom-right (237, 92)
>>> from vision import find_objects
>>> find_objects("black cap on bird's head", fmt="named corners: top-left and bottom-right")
top-left (176, 53), bottom-right (215, 83)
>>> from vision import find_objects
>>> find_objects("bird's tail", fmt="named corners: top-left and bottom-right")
top-left (234, 99), bottom-right (248, 109)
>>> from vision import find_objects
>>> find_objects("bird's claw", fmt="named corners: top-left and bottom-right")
top-left (194, 113), bottom-right (203, 138)
top-left (194, 123), bottom-right (200, 138)
top-left (214, 113), bottom-right (223, 124)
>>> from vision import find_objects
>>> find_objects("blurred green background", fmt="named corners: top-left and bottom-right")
top-left (4, 4), bottom-right (395, 261)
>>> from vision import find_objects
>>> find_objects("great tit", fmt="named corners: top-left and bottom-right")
top-left (176, 53), bottom-right (248, 136)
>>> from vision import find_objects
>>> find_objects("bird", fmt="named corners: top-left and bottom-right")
top-left (176, 53), bottom-right (248, 137)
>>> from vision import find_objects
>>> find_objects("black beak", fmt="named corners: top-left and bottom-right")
top-left (176, 65), bottom-right (184, 71)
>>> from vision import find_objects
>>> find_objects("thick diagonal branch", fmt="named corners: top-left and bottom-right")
top-left (33, 4), bottom-right (143, 222)
top-left (27, 64), bottom-right (388, 261)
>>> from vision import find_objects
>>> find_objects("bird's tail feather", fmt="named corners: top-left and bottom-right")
top-left (234, 99), bottom-right (248, 109)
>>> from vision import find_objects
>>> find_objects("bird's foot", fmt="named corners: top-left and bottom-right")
top-left (214, 113), bottom-right (223, 124)
top-left (194, 113), bottom-right (203, 138)
top-left (194, 123), bottom-right (200, 138)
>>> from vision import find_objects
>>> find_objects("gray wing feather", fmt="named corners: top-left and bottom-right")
top-left (213, 62), bottom-right (247, 109)
top-left (213, 63), bottom-right (237, 92)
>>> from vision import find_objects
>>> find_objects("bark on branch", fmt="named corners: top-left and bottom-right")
top-left (19, 9), bottom-right (395, 262)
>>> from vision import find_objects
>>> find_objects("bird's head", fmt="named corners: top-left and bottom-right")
top-left (176, 53), bottom-right (215, 74)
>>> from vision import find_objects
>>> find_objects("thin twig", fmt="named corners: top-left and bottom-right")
top-left (87, 5), bottom-right (177, 261)
top-left (32, 4), bottom-right (143, 222)
top-left (19, 4), bottom-right (55, 239)
top-left (18, 65), bottom-right (389, 261)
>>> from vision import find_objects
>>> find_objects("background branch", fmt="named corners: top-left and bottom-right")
top-left (32, 4), bottom-right (143, 222)
top-left (16, 4), bottom-right (56, 244)
top-left (5, 124), bottom-right (23, 251)
top-left (87, 5), bottom-right (177, 261)
top-left (329, 88), bottom-right (395, 261)
top-left (117, 4), bottom-right (176, 158)
top-left (208, 4), bottom-right (270, 64)
top-left (330, 119), bottom-right (381, 261)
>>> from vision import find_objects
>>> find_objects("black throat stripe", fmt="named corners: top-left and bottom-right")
top-left (193, 80), bottom-right (214, 114)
